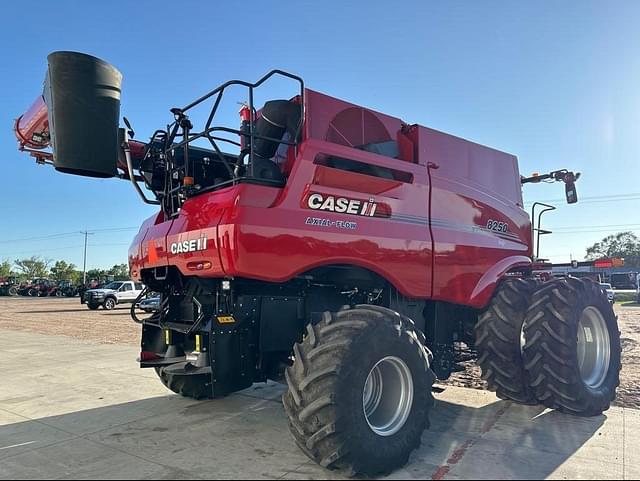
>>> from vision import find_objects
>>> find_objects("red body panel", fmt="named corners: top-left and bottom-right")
top-left (415, 127), bottom-right (531, 306)
top-left (130, 89), bottom-right (532, 309)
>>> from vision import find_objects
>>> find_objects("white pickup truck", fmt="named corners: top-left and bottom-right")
top-left (85, 280), bottom-right (145, 310)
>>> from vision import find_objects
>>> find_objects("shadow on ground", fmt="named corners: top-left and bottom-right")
top-left (0, 385), bottom-right (606, 480)
top-left (420, 397), bottom-right (606, 480)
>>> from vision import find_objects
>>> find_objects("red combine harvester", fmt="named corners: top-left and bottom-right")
top-left (15, 52), bottom-right (620, 476)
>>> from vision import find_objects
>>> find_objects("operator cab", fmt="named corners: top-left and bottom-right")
top-left (136, 94), bottom-right (302, 208)
top-left (135, 76), bottom-right (304, 217)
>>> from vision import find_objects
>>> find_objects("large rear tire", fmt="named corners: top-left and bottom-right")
top-left (283, 306), bottom-right (435, 477)
top-left (475, 278), bottom-right (538, 404)
top-left (155, 367), bottom-right (213, 400)
top-left (522, 277), bottom-right (621, 416)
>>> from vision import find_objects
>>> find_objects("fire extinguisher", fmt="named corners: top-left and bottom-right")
top-left (239, 104), bottom-right (252, 152)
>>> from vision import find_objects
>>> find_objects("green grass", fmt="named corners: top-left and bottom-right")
top-left (621, 302), bottom-right (640, 307)
top-left (615, 291), bottom-right (638, 303)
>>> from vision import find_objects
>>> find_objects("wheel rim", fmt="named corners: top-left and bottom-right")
top-left (577, 306), bottom-right (611, 389)
top-left (105, 300), bottom-right (115, 309)
top-left (362, 356), bottom-right (414, 437)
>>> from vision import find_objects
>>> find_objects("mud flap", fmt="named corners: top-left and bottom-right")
top-left (209, 326), bottom-right (255, 397)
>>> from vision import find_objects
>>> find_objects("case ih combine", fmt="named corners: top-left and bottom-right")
top-left (15, 52), bottom-right (621, 476)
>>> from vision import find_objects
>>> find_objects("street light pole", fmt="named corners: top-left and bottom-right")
top-left (81, 230), bottom-right (94, 285)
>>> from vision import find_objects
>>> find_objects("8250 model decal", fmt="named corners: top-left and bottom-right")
top-left (486, 219), bottom-right (509, 233)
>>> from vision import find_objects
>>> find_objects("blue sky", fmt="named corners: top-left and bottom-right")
top-left (0, 1), bottom-right (638, 270)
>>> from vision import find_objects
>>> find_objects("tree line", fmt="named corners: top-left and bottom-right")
top-left (585, 231), bottom-right (640, 268)
top-left (0, 256), bottom-right (130, 284)
top-left (1, 232), bottom-right (638, 282)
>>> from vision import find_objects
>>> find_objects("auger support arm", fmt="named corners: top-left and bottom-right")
top-left (521, 168), bottom-right (581, 204)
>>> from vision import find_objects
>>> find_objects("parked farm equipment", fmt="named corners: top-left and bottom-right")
top-left (17, 278), bottom-right (53, 297)
top-left (59, 280), bottom-right (80, 297)
top-left (0, 276), bottom-right (19, 296)
top-left (47, 279), bottom-right (79, 297)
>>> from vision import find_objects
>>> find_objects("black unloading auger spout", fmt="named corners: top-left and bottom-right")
top-left (44, 51), bottom-right (123, 178)
top-left (15, 51), bottom-right (158, 204)
top-left (15, 51), bottom-right (124, 178)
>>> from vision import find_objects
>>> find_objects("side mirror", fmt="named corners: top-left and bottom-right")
top-left (559, 170), bottom-right (580, 204)
top-left (565, 181), bottom-right (578, 204)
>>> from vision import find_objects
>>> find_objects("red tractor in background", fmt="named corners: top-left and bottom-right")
top-left (17, 278), bottom-right (53, 297)
top-left (15, 51), bottom-right (621, 476)
top-left (45, 280), bottom-right (76, 297)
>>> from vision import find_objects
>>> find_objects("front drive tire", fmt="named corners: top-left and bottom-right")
top-left (475, 278), bottom-right (538, 404)
top-left (522, 278), bottom-right (621, 416)
top-left (87, 303), bottom-right (100, 310)
top-left (154, 367), bottom-right (213, 400)
top-left (283, 306), bottom-right (435, 477)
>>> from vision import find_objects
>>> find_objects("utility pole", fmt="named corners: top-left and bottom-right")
top-left (80, 230), bottom-right (94, 285)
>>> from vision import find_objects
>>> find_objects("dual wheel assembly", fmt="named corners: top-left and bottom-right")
top-left (476, 277), bottom-right (621, 416)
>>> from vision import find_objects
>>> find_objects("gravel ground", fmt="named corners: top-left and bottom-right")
top-left (0, 296), bottom-right (638, 409)
top-left (0, 296), bottom-right (140, 345)
top-left (615, 303), bottom-right (640, 409)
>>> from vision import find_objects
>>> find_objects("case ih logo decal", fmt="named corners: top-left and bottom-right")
top-left (170, 237), bottom-right (208, 254)
top-left (306, 193), bottom-right (389, 218)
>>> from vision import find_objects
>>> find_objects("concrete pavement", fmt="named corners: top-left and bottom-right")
top-left (0, 329), bottom-right (637, 479)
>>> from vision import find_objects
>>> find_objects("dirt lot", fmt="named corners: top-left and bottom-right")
top-left (0, 296), bottom-right (639, 409)
top-left (0, 297), bottom-right (140, 345)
